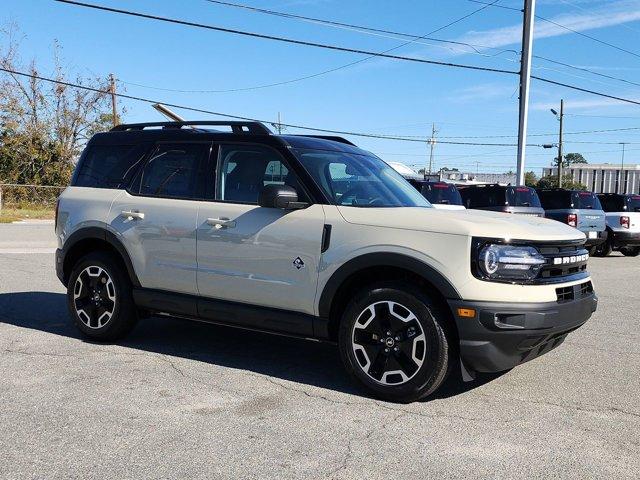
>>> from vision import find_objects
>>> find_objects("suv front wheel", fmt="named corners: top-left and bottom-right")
top-left (339, 282), bottom-right (450, 403)
top-left (67, 251), bottom-right (138, 341)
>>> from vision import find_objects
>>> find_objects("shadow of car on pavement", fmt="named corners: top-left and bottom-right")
top-left (0, 291), bottom-right (505, 401)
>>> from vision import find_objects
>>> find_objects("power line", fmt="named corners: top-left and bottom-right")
top-left (203, 0), bottom-right (639, 90)
top-left (468, 0), bottom-right (640, 60)
top-left (55, 0), bottom-right (640, 107)
top-left (54, 0), bottom-right (516, 76)
top-left (531, 75), bottom-right (640, 107)
top-left (557, 0), bottom-right (640, 35)
top-left (202, 0), bottom-right (517, 57)
top-left (2, 66), bottom-right (557, 146)
top-left (565, 113), bottom-right (640, 120)
top-left (120, 0), bottom-right (514, 94)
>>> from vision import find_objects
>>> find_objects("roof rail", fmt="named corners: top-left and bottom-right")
top-left (110, 121), bottom-right (272, 134)
top-left (290, 134), bottom-right (356, 146)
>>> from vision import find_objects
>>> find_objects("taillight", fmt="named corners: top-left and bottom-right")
top-left (620, 216), bottom-right (630, 229)
top-left (567, 213), bottom-right (578, 227)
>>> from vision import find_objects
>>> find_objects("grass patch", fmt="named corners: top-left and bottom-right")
top-left (0, 206), bottom-right (55, 223)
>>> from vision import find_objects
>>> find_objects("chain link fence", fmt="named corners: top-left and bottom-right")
top-left (0, 184), bottom-right (66, 211)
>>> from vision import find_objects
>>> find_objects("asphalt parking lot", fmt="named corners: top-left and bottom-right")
top-left (0, 222), bottom-right (638, 479)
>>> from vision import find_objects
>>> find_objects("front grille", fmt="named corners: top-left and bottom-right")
top-left (538, 243), bottom-right (589, 281)
top-left (556, 281), bottom-right (594, 302)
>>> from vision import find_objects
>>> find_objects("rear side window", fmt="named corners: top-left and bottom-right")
top-left (627, 195), bottom-right (640, 212)
top-left (460, 187), bottom-right (503, 208)
top-left (572, 192), bottom-right (602, 210)
top-left (598, 195), bottom-right (624, 212)
top-left (537, 190), bottom-right (570, 210)
top-left (506, 187), bottom-right (541, 207)
top-left (421, 183), bottom-right (463, 205)
top-left (138, 143), bottom-right (209, 200)
top-left (74, 144), bottom-right (149, 188)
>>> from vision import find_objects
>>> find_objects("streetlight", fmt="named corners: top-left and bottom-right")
top-left (550, 100), bottom-right (564, 188)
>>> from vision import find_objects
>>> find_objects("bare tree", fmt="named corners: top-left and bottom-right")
top-left (0, 24), bottom-right (120, 186)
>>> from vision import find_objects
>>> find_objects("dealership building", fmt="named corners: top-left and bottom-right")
top-left (542, 163), bottom-right (640, 194)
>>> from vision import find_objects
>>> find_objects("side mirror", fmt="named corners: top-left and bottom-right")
top-left (258, 184), bottom-right (308, 209)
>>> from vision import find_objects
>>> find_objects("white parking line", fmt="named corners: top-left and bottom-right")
top-left (0, 248), bottom-right (56, 254)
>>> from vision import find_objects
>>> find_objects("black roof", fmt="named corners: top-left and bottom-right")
top-left (92, 120), bottom-right (368, 155)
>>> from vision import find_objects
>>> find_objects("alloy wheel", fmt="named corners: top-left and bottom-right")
top-left (73, 265), bottom-right (116, 329)
top-left (351, 301), bottom-right (427, 385)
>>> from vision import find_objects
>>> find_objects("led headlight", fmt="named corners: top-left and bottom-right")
top-left (478, 244), bottom-right (546, 281)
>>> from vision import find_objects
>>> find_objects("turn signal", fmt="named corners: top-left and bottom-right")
top-left (457, 308), bottom-right (476, 318)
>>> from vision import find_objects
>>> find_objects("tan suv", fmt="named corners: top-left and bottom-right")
top-left (55, 121), bottom-right (597, 402)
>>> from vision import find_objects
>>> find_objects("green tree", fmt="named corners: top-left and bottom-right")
top-left (524, 171), bottom-right (537, 187)
top-left (537, 174), bottom-right (587, 190)
top-left (563, 152), bottom-right (587, 167)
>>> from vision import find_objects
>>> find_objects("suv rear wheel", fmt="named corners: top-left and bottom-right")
top-left (338, 282), bottom-right (450, 403)
top-left (620, 246), bottom-right (640, 257)
top-left (67, 251), bottom-right (138, 341)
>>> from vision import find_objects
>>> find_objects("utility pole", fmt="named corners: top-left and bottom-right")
top-left (516, 0), bottom-right (536, 186)
top-left (426, 123), bottom-right (437, 179)
top-left (620, 142), bottom-right (626, 193)
top-left (556, 99), bottom-right (564, 188)
top-left (275, 112), bottom-right (283, 134)
top-left (109, 73), bottom-right (118, 127)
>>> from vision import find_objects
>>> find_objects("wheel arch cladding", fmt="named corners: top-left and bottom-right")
top-left (62, 228), bottom-right (140, 287)
top-left (318, 252), bottom-right (461, 341)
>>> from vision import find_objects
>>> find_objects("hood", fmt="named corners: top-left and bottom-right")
top-left (337, 206), bottom-right (585, 242)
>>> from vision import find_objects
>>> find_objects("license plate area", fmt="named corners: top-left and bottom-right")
top-left (588, 231), bottom-right (597, 239)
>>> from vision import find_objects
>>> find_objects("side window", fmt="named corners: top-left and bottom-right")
top-left (74, 144), bottom-right (149, 189)
top-left (138, 143), bottom-right (208, 200)
top-left (216, 144), bottom-right (306, 204)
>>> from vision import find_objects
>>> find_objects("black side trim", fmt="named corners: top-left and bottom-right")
top-left (317, 252), bottom-right (461, 319)
top-left (61, 227), bottom-right (140, 287)
top-left (133, 288), bottom-right (316, 337)
top-left (321, 224), bottom-right (332, 253)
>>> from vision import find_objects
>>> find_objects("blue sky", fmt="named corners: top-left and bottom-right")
top-left (3, 0), bottom-right (640, 175)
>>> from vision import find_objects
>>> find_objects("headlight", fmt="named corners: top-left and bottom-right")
top-left (477, 244), bottom-right (545, 282)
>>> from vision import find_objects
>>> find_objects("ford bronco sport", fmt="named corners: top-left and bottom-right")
top-left (55, 121), bottom-right (598, 402)
top-left (458, 184), bottom-right (545, 217)
top-left (537, 189), bottom-right (607, 255)
top-left (595, 193), bottom-right (640, 257)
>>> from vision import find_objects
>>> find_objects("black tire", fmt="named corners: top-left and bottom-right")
top-left (338, 282), bottom-right (451, 403)
top-left (66, 251), bottom-right (138, 341)
top-left (620, 246), bottom-right (640, 257)
top-left (593, 238), bottom-right (612, 257)
top-left (588, 246), bottom-right (598, 257)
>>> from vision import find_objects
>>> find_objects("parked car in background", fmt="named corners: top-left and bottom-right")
top-left (537, 189), bottom-right (607, 255)
top-left (407, 180), bottom-right (465, 210)
top-left (595, 193), bottom-right (640, 257)
top-left (458, 184), bottom-right (545, 217)
top-left (387, 161), bottom-right (423, 181)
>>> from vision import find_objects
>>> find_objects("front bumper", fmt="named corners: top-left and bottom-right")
top-left (448, 289), bottom-right (597, 373)
top-left (610, 230), bottom-right (640, 248)
top-left (584, 229), bottom-right (607, 247)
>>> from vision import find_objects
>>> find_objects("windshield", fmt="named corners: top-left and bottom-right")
top-left (421, 183), bottom-right (463, 205)
top-left (506, 187), bottom-right (542, 207)
top-left (293, 149), bottom-right (431, 208)
top-left (572, 191), bottom-right (603, 210)
top-left (627, 195), bottom-right (640, 212)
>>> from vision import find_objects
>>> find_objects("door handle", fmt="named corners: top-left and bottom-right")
top-left (121, 210), bottom-right (145, 220)
top-left (206, 217), bottom-right (236, 229)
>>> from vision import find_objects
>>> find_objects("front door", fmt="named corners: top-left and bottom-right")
top-left (196, 143), bottom-right (325, 316)
top-left (108, 141), bottom-right (211, 295)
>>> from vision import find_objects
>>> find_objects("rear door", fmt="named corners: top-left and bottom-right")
top-left (108, 141), bottom-right (211, 295)
top-left (196, 143), bottom-right (325, 321)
